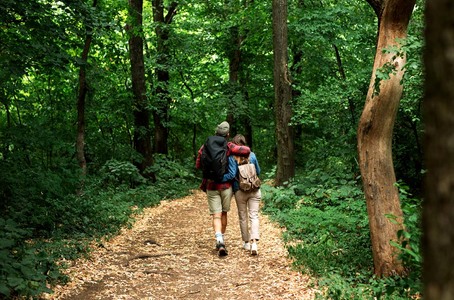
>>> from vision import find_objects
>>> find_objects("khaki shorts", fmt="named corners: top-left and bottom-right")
top-left (207, 188), bottom-right (233, 214)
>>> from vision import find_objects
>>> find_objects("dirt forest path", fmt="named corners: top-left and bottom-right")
top-left (44, 189), bottom-right (317, 300)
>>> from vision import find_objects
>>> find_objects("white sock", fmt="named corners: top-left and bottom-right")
top-left (215, 232), bottom-right (224, 243)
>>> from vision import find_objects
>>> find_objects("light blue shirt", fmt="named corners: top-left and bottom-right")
top-left (222, 152), bottom-right (261, 192)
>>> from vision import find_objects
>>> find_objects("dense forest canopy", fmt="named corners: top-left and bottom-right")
top-left (1, 0), bottom-right (424, 173)
top-left (0, 0), bottom-right (430, 298)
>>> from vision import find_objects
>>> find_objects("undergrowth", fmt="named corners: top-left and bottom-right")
top-left (0, 156), bottom-right (198, 299)
top-left (261, 168), bottom-right (422, 299)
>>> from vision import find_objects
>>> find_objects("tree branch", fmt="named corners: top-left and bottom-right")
top-left (165, 2), bottom-right (178, 24)
top-left (365, 0), bottom-right (384, 18)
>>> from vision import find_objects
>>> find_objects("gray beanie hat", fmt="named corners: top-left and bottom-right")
top-left (216, 121), bottom-right (230, 137)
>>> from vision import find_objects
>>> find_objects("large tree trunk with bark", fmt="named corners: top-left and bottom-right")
top-left (423, 0), bottom-right (454, 298)
top-left (128, 0), bottom-right (154, 179)
top-left (272, 0), bottom-right (294, 186)
top-left (152, 0), bottom-right (177, 155)
top-left (357, 0), bottom-right (415, 276)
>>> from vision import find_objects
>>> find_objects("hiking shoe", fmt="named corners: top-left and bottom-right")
top-left (251, 242), bottom-right (258, 256)
top-left (216, 242), bottom-right (228, 256)
top-left (243, 242), bottom-right (251, 251)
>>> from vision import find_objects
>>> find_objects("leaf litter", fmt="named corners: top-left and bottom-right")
top-left (42, 189), bottom-right (317, 299)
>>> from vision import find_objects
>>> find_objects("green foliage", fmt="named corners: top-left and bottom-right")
top-left (0, 154), bottom-right (197, 298)
top-left (263, 171), bottom-right (421, 299)
top-left (390, 181), bottom-right (422, 294)
top-left (315, 273), bottom-right (419, 300)
top-left (0, 218), bottom-right (62, 298)
top-left (148, 155), bottom-right (198, 199)
top-left (366, 275), bottom-right (421, 300)
top-left (261, 184), bottom-right (299, 212)
top-left (393, 32), bottom-right (424, 194)
top-left (0, 0), bottom-right (425, 298)
top-left (0, 161), bottom-right (81, 237)
top-left (289, 0), bottom-right (375, 170)
top-left (374, 61), bottom-right (397, 96)
top-left (100, 159), bottom-right (147, 187)
top-left (263, 171), bottom-right (371, 278)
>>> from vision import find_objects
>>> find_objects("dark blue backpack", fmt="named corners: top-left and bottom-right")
top-left (201, 136), bottom-right (228, 182)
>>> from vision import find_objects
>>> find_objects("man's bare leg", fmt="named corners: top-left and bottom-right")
top-left (212, 213), bottom-right (223, 235)
top-left (212, 212), bottom-right (227, 256)
top-left (221, 211), bottom-right (227, 234)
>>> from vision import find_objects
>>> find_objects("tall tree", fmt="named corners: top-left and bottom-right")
top-left (357, 0), bottom-right (415, 276)
top-left (226, 0), bottom-right (254, 147)
top-left (423, 0), bottom-right (454, 298)
top-left (151, 0), bottom-right (177, 155)
top-left (272, 0), bottom-right (295, 186)
top-left (226, 24), bottom-right (242, 132)
top-left (76, 0), bottom-right (98, 177)
top-left (127, 0), bottom-right (155, 179)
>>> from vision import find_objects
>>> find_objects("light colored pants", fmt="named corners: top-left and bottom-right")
top-left (234, 189), bottom-right (261, 242)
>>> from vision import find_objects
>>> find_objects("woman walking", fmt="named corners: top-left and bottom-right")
top-left (228, 134), bottom-right (262, 255)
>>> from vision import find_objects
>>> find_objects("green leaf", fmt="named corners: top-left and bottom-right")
top-left (0, 239), bottom-right (15, 249)
top-left (0, 283), bottom-right (10, 296)
top-left (7, 276), bottom-right (24, 288)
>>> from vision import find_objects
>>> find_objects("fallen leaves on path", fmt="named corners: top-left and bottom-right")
top-left (43, 189), bottom-right (317, 299)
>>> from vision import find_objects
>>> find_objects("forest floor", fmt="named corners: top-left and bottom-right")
top-left (42, 189), bottom-right (318, 300)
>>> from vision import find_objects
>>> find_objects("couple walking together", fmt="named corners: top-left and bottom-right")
top-left (196, 121), bottom-right (262, 257)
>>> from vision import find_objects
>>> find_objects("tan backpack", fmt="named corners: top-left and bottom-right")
top-left (234, 155), bottom-right (261, 192)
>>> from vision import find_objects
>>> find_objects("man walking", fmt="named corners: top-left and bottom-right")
top-left (196, 121), bottom-right (250, 256)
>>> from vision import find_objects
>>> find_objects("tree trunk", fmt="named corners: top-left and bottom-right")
top-left (272, 0), bottom-right (294, 186)
top-left (226, 25), bottom-right (242, 132)
top-left (76, 0), bottom-right (97, 177)
top-left (423, 0), bottom-right (454, 298)
top-left (357, 0), bottom-right (415, 276)
top-left (128, 0), bottom-right (155, 179)
top-left (243, 91), bottom-right (253, 149)
top-left (1, 101), bottom-right (11, 160)
top-left (152, 0), bottom-right (177, 155)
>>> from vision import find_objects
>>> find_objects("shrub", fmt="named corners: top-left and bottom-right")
top-left (0, 218), bottom-right (63, 299)
top-left (262, 170), bottom-right (422, 299)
